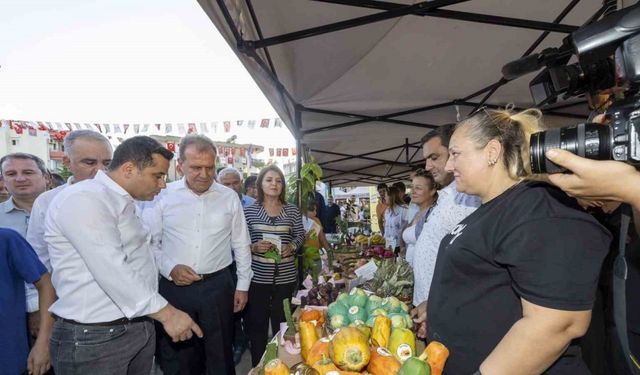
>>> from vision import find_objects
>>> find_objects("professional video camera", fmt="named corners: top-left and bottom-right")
top-left (502, 4), bottom-right (640, 173)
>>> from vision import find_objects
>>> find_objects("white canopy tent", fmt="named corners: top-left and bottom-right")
top-left (198, 0), bottom-right (613, 186)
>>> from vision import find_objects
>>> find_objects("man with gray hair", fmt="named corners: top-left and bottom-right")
top-left (144, 134), bottom-right (252, 374)
top-left (218, 166), bottom-right (256, 208)
top-left (26, 130), bottom-right (112, 337)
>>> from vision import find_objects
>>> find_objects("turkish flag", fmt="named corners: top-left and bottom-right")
top-left (223, 121), bottom-right (231, 133)
top-left (276, 148), bottom-right (282, 157)
top-left (269, 148), bottom-right (274, 157)
top-left (283, 148), bottom-right (288, 157)
top-left (167, 143), bottom-right (176, 152)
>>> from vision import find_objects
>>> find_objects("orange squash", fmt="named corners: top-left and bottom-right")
top-left (418, 341), bottom-right (450, 375)
top-left (306, 337), bottom-right (331, 366)
top-left (367, 346), bottom-right (401, 375)
top-left (329, 327), bottom-right (370, 372)
top-left (300, 320), bottom-right (320, 362)
top-left (312, 355), bottom-right (340, 375)
top-left (371, 315), bottom-right (391, 348)
top-left (263, 358), bottom-right (290, 375)
top-left (301, 309), bottom-right (325, 326)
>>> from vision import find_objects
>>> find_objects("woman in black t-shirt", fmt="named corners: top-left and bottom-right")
top-left (426, 108), bottom-right (611, 374)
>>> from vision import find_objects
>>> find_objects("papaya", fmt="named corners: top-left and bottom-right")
top-left (329, 327), bottom-right (370, 372)
top-left (389, 328), bottom-right (416, 363)
top-left (418, 341), bottom-right (449, 375)
top-left (300, 320), bottom-right (320, 362)
top-left (305, 337), bottom-right (331, 366)
top-left (367, 346), bottom-right (401, 375)
top-left (301, 309), bottom-right (325, 326)
top-left (370, 315), bottom-right (391, 348)
top-left (264, 358), bottom-right (290, 375)
top-left (398, 357), bottom-right (430, 375)
top-left (312, 355), bottom-right (340, 375)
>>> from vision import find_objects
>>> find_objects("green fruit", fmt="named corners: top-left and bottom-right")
top-left (328, 301), bottom-right (348, 318)
top-left (349, 288), bottom-right (368, 308)
top-left (370, 308), bottom-right (388, 317)
top-left (398, 357), bottom-right (430, 375)
top-left (365, 315), bottom-right (377, 328)
top-left (336, 292), bottom-right (350, 308)
top-left (330, 314), bottom-right (348, 329)
top-left (404, 314), bottom-right (414, 330)
top-left (382, 296), bottom-right (401, 313)
top-left (347, 305), bottom-right (367, 324)
top-left (399, 301), bottom-right (410, 314)
top-left (366, 295), bottom-right (383, 313)
top-left (389, 313), bottom-right (408, 329)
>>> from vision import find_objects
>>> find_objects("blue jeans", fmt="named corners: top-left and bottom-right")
top-left (49, 319), bottom-right (155, 375)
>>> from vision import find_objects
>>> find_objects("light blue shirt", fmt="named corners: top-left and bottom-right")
top-left (241, 194), bottom-right (256, 208)
top-left (0, 198), bottom-right (30, 238)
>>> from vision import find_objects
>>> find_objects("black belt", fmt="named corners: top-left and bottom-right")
top-left (53, 314), bottom-right (150, 327)
top-left (162, 265), bottom-right (231, 283)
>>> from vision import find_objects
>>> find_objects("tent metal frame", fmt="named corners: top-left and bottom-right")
top-left (215, 0), bottom-right (615, 186)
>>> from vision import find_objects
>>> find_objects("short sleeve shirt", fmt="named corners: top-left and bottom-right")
top-left (0, 228), bottom-right (47, 375)
top-left (427, 181), bottom-right (611, 374)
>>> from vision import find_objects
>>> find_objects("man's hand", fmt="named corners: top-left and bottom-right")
top-left (28, 311), bottom-right (41, 338)
top-left (151, 305), bottom-right (204, 342)
top-left (545, 149), bottom-right (640, 208)
top-left (234, 290), bottom-right (248, 313)
top-left (411, 301), bottom-right (427, 339)
top-left (27, 338), bottom-right (50, 375)
top-left (169, 264), bottom-right (202, 286)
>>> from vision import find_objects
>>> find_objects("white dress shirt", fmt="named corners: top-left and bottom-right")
top-left (142, 178), bottom-right (253, 291)
top-left (412, 181), bottom-right (481, 305)
top-left (45, 170), bottom-right (167, 322)
top-left (23, 183), bottom-right (68, 312)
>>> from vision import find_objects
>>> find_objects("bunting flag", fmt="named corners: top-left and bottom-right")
top-left (37, 122), bottom-right (48, 131)
top-left (123, 124), bottom-right (130, 134)
top-left (260, 119), bottom-right (270, 128)
top-left (73, 123), bottom-right (82, 130)
top-left (14, 125), bottom-right (23, 135)
top-left (269, 148), bottom-right (274, 157)
top-left (84, 123), bottom-right (92, 130)
top-left (292, 147), bottom-right (297, 155)
top-left (247, 120), bottom-right (256, 129)
top-left (276, 148), bottom-right (282, 157)
top-left (283, 148), bottom-right (288, 157)
top-left (236, 120), bottom-right (243, 126)
top-left (155, 123), bottom-right (162, 131)
top-left (177, 123), bottom-right (186, 135)
top-left (94, 123), bottom-right (102, 133)
top-left (104, 124), bottom-right (111, 133)
top-left (188, 123), bottom-right (197, 134)
top-left (200, 122), bottom-right (208, 134)
top-left (65, 123), bottom-right (73, 130)
top-left (29, 128), bottom-right (37, 136)
top-left (223, 121), bottom-right (231, 133)
top-left (113, 124), bottom-right (122, 134)
top-left (165, 124), bottom-right (173, 134)
top-left (274, 118), bottom-right (282, 128)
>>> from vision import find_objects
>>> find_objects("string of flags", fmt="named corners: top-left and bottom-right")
top-left (1, 119), bottom-right (297, 159)
top-left (0, 117), bottom-right (285, 137)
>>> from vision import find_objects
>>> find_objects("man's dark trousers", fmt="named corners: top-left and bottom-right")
top-left (158, 267), bottom-right (236, 375)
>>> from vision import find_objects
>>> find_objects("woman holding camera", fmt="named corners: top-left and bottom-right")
top-left (426, 108), bottom-right (611, 374)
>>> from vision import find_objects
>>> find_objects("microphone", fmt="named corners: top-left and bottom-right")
top-left (502, 54), bottom-right (544, 81)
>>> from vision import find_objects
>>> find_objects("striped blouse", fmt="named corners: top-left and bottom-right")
top-left (244, 202), bottom-right (305, 284)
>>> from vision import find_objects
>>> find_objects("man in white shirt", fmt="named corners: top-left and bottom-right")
top-left (45, 136), bottom-right (202, 375)
top-left (144, 135), bottom-right (252, 375)
top-left (26, 130), bottom-right (113, 336)
top-left (410, 124), bottom-right (481, 337)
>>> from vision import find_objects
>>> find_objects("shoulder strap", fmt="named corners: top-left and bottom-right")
top-left (613, 206), bottom-right (640, 373)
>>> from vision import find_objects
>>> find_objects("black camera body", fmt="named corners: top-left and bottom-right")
top-left (502, 4), bottom-right (640, 173)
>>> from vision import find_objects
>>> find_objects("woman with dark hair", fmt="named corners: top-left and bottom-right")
top-left (401, 169), bottom-right (438, 267)
top-left (243, 165), bottom-right (305, 367)
top-left (383, 185), bottom-right (408, 251)
top-left (426, 108), bottom-right (611, 374)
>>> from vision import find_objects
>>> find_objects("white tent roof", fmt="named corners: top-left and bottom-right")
top-left (199, 0), bottom-right (605, 186)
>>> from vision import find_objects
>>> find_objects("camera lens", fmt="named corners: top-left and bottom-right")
top-left (530, 123), bottom-right (612, 174)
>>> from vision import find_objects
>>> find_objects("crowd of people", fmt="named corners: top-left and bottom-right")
top-left (1, 104), bottom-right (640, 375)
